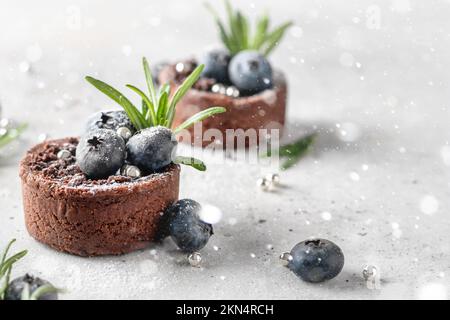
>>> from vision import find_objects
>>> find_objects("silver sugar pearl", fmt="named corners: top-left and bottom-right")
top-left (211, 83), bottom-right (226, 95)
top-left (188, 252), bottom-right (202, 268)
top-left (266, 173), bottom-right (280, 186)
top-left (279, 252), bottom-right (293, 267)
top-left (116, 127), bottom-right (132, 140)
top-left (225, 85), bottom-right (240, 98)
top-left (362, 265), bottom-right (378, 280)
top-left (57, 149), bottom-right (72, 160)
top-left (257, 177), bottom-right (270, 191)
top-left (175, 62), bottom-right (185, 73)
top-left (122, 164), bottom-right (141, 178)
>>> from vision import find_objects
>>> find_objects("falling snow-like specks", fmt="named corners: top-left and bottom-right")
top-left (420, 195), bottom-right (439, 215)
top-left (290, 26), bottom-right (303, 38)
top-left (349, 172), bottom-right (360, 181)
top-left (440, 145), bottom-right (450, 166)
top-left (366, 5), bottom-right (381, 30)
top-left (391, 0), bottom-right (412, 14)
top-left (416, 283), bottom-right (447, 300)
top-left (199, 204), bottom-right (222, 224)
top-left (122, 45), bottom-right (132, 57)
top-left (321, 211), bottom-right (332, 221)
top-left (18, 61), bottom-right (31, 73)
top-left (337, 122), bottom-right (361, 142)
top-left (391, 222), bottom-right (402, 239)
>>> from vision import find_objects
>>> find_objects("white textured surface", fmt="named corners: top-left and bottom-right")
top-left (0, 0), bottom-right (449, 300)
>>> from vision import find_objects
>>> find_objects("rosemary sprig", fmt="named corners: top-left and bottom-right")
top-left (85, 57), bottom-right (226, 171)
top-left (85, 58), bottom-right (226, 131)
top-left (205, 0), bottom-right (293, 56)
top-left (0, 239), bottom-right (27, 300)
top-left (0, 239), bottom-right (61, 300)
top-left (0, 123), bottom-right (27, 149)
top-left (263, 133), bottom-right (317, 170)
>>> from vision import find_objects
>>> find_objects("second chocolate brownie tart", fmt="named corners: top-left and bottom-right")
top-left (156, 1), bottom-right (293, 148)
top-left (159, 63), bottom-right (287, 148)
top-left (20, 138), bottom-right (180, 256)
top-left (19, 57), bottom-right (224, 257)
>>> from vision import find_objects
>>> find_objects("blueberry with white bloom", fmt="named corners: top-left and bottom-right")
top-left (166, 199), bottom-right (213, 253)
top-left (228, 50), bottom-right (273, 94)
top-left (287, 238), bottom-right (344, 283)
top-left (85, 110), bottom-right (136, 134)
top-left (200, 49), bottom-right (231, 84)
top-left (126, 126), bottom-right (177, 172)
top-left (76, 129), bottom-right (126, 179)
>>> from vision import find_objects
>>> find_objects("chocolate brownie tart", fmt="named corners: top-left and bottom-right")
top-left (159, 62), bottom-right (287, 148)
top-left (156, 1), bottom-right (293, 148)
top-left (19, 57), bottom-right (223, 257)
top-left (20, 137), bottom-right (180, 256)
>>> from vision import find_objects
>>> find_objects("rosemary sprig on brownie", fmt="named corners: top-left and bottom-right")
top-left (192, 0), bottom-right (292, 96)
top-left (78, 57), bottom-right (225, 179)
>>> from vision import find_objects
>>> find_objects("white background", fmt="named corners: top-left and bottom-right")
top-left (0, 0), bottom-right (449, 299)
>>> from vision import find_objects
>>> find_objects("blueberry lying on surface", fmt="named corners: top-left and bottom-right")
top-left (199, 49), bottom-right (231, 84)
top-left (85, 110), bottom-right (136, 134)
top-left (76, 128), bottom-right (126, 179)
top-left (126, 126), bottom-right (177, 172)
top-left (288, 238), bottom-right (344, 283)
top-left (166, 199), bottom-right (213, 253)
top-left (228, 50), bottom-right (273, 94)
top-left (5, 274), bottom-right (58, 300)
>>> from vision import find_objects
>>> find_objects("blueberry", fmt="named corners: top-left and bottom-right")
top-left (85, 110), bottom-right (136, 134)
top-left (288, 239), bottom-right (344, 283)
top-left (166, 199), bottom-right (213, 253)
top-left (126, 126), bottom-right (177, 172)
top-left (5, 274), bottom-right (58, 300)
top-left (228, 50), bottom-right (273, 94)
top-left (76, 129), bottom-right (126, 179)
top-left (199, 49), bottom-right (231, 84)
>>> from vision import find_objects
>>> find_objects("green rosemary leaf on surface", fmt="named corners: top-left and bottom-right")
top-left (85, 76), bottom-right (147, 130)
top-left (173, 106), bottom-right (226, 134)
top-left (174, 156), bottom-right (207, 171)
top-left (166, 64), bottom-right (204, 127)
top-left (261, 133), bottom-right (316, 170)
top-left (261, 21), bottom-right (293, 56)
top-left (0, 123), bottom-right (27, 149)
top-left (280, 133), bottom-right (316, 170)
top-left (279, 132), bottom-right (316, 156)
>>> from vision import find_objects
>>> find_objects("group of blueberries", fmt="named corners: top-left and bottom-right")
top-left (73, 57), bottom-right (344, 286)
top-left (200, 48), bottom-right (273, 95)
top-left (76, 110), bottom-right (177, 179)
